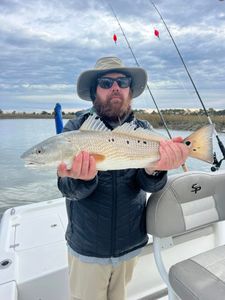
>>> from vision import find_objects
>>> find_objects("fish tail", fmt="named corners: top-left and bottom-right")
top-left (183, 124), bottom-right (214, 163)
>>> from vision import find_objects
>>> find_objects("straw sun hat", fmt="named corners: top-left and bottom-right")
top-left (77, 56), bottom-right (147, 101)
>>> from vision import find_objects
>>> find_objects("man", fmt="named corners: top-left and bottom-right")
top-left (57, 56), bottom-right (188, 300)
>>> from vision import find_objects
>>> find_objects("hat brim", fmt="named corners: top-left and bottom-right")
top-left (77, 67), bottom-right (147, 101)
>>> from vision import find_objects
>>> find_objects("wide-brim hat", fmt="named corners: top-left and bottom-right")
top-left (77, 56), bottom-right (148, 101)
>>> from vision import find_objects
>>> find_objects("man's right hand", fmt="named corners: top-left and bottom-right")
top-left (57, 151), bottom-right (97, 181)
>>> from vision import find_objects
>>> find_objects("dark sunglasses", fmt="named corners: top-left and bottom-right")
top-left (97, 77), bottom-right (132, 89)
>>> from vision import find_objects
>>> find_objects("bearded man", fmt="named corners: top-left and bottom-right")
top-left (57, 56), bottom-right (188, 300)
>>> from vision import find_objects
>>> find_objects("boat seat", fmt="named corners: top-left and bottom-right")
top-left (146, 171), bottom-right (225, 300)
top-left (169, 245), bottom-right (225, 300)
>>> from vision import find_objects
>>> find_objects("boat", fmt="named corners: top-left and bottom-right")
top-left (1, 104), bottom-right (225, 299)
top-left (1, 169), bottom-right (225, 300)
top-left (1, 0), bottom-right (224, 298)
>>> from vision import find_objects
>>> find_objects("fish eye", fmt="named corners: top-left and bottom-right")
top-left (185, 140), bottom-right (191, 146)
top-left (35, 147), bottom-right (44, 154)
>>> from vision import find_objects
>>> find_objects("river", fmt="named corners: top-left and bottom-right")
top-left (0, 119), bottom-right (224, 217)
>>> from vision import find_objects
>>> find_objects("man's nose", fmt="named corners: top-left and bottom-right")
top-left (111, 80), bottom-right (120, 90)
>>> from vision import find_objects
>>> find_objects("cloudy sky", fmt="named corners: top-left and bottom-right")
top-left (0, 0), bottom-right (225, 112)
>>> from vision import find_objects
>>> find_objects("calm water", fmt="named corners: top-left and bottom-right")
top-left (0, 119), bottom-right (225, 217)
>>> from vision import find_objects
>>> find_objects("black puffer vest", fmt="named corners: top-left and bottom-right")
top-left (58, 111), bottom-right (167, 257)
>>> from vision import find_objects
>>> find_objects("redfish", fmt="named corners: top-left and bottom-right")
top-left (21, 114), bottom-right (214, 170)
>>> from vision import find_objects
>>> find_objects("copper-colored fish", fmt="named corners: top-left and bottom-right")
top-left (21, 114), bottom-right (214, 170)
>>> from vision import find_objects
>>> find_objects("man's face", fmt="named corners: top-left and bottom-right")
top-left (94, 72), bottom-right (132, 120)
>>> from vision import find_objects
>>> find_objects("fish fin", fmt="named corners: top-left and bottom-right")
top-left (80, 114), bottom-right (110, 132)
top-left (184, 124), bottom-right (214, 163)
top-left (90, 153), bottom-right (106, 162)
top-left (113, 122), bottom-right (166, 142)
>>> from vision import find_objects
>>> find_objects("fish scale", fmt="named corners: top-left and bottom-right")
top-left (68, 130), bottom-right (161, 170)
top-left (21, 114), bottom-right (214, 171)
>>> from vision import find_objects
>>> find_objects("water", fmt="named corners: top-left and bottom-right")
top-left (0, 119), bottom-right (62, 216)
top-left (0, 119), bottom-right (225, 217)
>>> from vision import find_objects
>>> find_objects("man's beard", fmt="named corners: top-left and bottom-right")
top-left (93, 91), bottom-right (132, 122)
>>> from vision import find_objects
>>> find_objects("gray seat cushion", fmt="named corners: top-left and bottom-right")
top-left (169, 245), bottom-right (225, 300)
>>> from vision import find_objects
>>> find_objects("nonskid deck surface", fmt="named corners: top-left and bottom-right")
top-left (0, 197), bottom-right (217, 300)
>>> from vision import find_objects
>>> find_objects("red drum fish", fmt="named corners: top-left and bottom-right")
top-left (21, 114), bottom-right (214, 171)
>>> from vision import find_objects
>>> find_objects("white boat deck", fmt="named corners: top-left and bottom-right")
top-left (0, 197), bottom-right (220, 300)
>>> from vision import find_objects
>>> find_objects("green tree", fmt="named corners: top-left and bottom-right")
top-left (41, 111), bottom-right (48, 115)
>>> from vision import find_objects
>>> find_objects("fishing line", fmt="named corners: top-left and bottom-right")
top-left (104, 0), bottom-right (188, 172)
top-left (150, 0), bottom-right (225, 171)
top-left (106, 1), bottom-right (172, 139)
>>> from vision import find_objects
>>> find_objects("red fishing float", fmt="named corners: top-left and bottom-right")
top-left (154, 29), bottom-right (160, 38)
top-left (113, 34), bottom-right (117, 44)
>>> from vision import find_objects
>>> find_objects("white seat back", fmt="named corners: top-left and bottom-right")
top-left (147, 171), bottom-right (225, 238)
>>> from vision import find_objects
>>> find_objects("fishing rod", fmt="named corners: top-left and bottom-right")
top-left (106, 1), bottom-right (188, 172)
top-left (107, 1), bottom-right (171, 139)
top-left (151, 1), bottom-right (225, 171)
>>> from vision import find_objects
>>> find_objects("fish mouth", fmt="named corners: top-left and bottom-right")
top-left (24, 161), bottom-right (45, 167)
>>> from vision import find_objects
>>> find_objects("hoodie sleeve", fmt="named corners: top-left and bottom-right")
top-left (136, 169), bottom-right (167, 193)
top-left (57, 176), bottom-right (98, 200)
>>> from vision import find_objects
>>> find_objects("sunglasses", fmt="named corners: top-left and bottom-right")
top-left (97, 77), bottom-right (132, 89)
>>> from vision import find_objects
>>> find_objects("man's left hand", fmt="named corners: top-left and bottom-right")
top-left (145, 137), bottom-right (189, 174)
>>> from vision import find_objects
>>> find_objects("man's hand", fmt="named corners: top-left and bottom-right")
top-left (145, 137), bottom-right (189, 174)
top-left (57, 151), bottom-right (97, 180)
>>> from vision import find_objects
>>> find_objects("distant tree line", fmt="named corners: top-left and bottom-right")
top-left (0, 108), bottom-right (224, 132)
top-left (0, 108), bottom-right (225, 116)
top-left (134, 108), bottom-right (225, 116)
top-left (0, 109), bottom-right (72, 115)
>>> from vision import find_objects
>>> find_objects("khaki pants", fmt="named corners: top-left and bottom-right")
top-left (68, 252), bottom-right (137, 300)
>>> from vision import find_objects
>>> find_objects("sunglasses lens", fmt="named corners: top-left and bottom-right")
top-left (97, 77), bottom-right (131, 89)
top-left (98, 78), bottom-right (113, 89)
top-left (117, 78), bottom-right (131, 88)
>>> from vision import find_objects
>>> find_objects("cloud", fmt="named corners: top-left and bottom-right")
top-left (0, 0), bottom-right (225, 111)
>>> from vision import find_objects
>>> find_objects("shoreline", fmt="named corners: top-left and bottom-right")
top-left (0, 112), bottom-right (225, 132)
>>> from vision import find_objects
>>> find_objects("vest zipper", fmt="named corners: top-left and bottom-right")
top-left (111, 171), bottom-right (117, 256)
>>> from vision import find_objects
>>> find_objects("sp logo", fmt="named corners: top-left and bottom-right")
top-left (191, 183), bottom-right (201, 194)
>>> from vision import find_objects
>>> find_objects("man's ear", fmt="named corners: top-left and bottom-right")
top-left (90, 86), bottom-right (96, 101)
top-left (129, 88), bottom-right (133, 97)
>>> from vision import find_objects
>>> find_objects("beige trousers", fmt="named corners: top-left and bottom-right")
top-left (68, 252), bottom-right (137, 300)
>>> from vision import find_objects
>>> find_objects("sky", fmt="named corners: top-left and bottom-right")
top-left (0, 0), bottom-right (225, 112)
